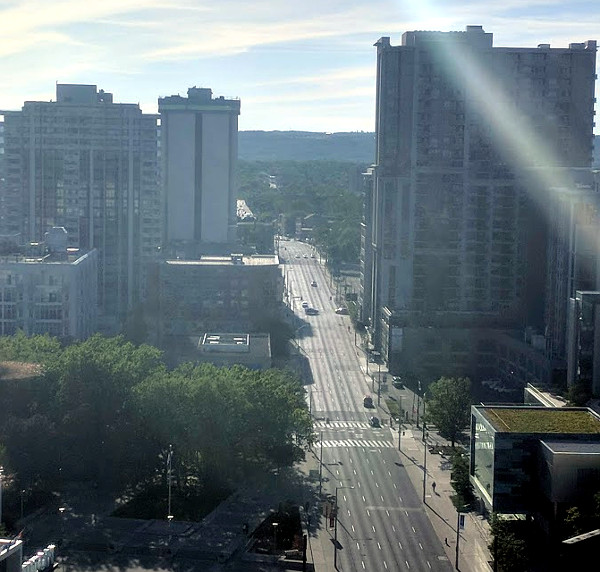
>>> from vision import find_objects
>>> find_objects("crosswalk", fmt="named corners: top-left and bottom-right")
top-left (314, 420), bottom-right (372, 429)
top-left (319, 439), bottom-right (394, 448)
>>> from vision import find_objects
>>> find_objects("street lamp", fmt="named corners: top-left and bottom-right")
top-left (0, 466), bottom-right (3, 527)
top-left (272, 522), bottom-right (279, 553)
top-left (422, 431), bottom-right (429, 504)
top-left (334, 485), bottom-right (354, 569)
top-left (416, 380), bottom-right (422, 428)
top-left (59, 506), bottom-right (66, 545)
top-left (319, 431), bottom-right (324, 497)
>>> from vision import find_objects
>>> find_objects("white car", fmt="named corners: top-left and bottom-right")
top-left (335, 307), bottom-right (349, 315)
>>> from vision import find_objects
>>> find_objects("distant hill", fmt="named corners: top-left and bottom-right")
top-left (239, 131), bottom-right (375, 162)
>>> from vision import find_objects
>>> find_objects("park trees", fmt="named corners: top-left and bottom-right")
top-left (425, 377), bottom-right (471, 447)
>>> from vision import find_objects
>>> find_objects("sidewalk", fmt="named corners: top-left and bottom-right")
top-left (356, 352), bottom-right (493, 572)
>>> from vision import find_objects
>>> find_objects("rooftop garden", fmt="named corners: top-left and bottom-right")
top-left (484, 407), bottom-right (600, 434)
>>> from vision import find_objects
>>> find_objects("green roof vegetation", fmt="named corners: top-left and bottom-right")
top-left (484, 407), bottom-right (600, 434)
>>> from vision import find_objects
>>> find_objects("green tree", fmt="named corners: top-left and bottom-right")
top-left (449, 449), bottom-right (474, 510)
top-left (425, 377), bottom-right (471, 447)
top-left (488, 513), bottom-right (528, 572)
top-left (564, 506), bottom-right (584, 537)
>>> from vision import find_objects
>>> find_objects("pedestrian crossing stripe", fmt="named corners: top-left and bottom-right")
top-left (320, 440), bottom-right (394, 448)
top-left (314, 420), bottom-right (371, 429)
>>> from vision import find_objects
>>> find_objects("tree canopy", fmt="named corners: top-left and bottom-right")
top-left (0, 333), bottom-right (311, 491)
top-left (425, 376), bottom-right (471, 447)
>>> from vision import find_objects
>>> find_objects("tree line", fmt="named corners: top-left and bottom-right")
top-left (0, 332), bottom-right (312, 494)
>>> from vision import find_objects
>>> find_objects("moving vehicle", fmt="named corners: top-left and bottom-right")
top-left (363, 395), bottom-right (373, 408)
top-left (305, 307), bottom-right (319, 315)
top-left (369, 416), bottom-right (381, 428)
top-left (301, 301), bottom-right (309, 308)
top-left (335, 307), bottom-right (348, 315)
top-left (310, 280), bottom-right (317, 287)
top-left (392, 376), bottom-right (404, 389)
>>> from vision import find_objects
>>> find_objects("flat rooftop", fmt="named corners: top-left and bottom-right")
top-left (481, 407), bottom-right (600, 434)
top-left (166, 254), bottom-right (278, 267)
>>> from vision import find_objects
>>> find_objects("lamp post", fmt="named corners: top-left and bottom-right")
top-left (334, 486), bottom-right (354, 569)
top-left (422, 392), bottom-right (427, 442)
top-left (272, 522), bottom-right (279, 553)
top-left (398, 397), bottom-right (403, 451)
top-left (20, 489), bottom-right (25, 520)
top-left (422, 431), bottom-right (429, 504)
top-left (319, 431), bottom-right (323, 497)
top-left (0, 466), bottom-right (3, 527)
top-left (416, 381), bottom-right (422, 428)
top-left (59, 506), bottom-right (66, 545)
top-left (166, 444), bottom-right (173, 520)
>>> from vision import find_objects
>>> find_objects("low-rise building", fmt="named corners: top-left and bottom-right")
top-left (157, 254), bottom-right (282, 348)
top-left (0, 233), bottom-right (97, 339)
top-left (470, 405), bottom-right (600, 535)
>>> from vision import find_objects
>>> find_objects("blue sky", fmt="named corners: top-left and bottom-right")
top-left (0, 0), bottom-right (598, 132)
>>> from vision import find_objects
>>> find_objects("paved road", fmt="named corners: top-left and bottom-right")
top-left (281, 239), bottom-right (452, 571)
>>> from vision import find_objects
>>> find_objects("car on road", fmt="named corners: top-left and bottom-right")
top-left (310, 280), bottom-right (317, 287)
top-left (392, 376), bottom-right (404, 389)
top-left (335, 307), bottom-right (348, 315)
top-left (303, 255), bottom-right (308, 258)
top-left (363, 395), bottom-right (374, 408)
top-left (310, 254), bottom-right (315, 258)
top-left (295, 255), bottom-right (300, 258)
top-left (305, 307), bottom-right (319, 315)
top-left (369, 416), bottom-right (381, 428)
top-left (301, 301), bottom-right (309, 308)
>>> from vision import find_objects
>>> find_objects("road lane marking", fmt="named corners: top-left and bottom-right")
top-left (412, 526), bottom-right (416, 533)
top-left (362, 495), bottom-right (366, 503)
top-left (372, 525), bottom-right (376, 532)
top-left (366, 509), bottom-right (371, 517)
top-left (386, 510), bottom-right (390, 517)
top-left (377, 542), bottom-right (381, 550)
top-left (427, 562), bottom-right (431, 569)
top-left (399, 541), bottom-right (403, 550)
top-left (392, 525), bottom-right (396, 532)
top-left (419, 543), bottom-right (423, 550)
top-left (406, 560), bottom-right (410, 569)
top-left (383, 561), bottom-right (388, 569)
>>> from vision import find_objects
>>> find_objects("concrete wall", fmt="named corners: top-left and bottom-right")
top-left (165, 112), bottom-right (196, 241)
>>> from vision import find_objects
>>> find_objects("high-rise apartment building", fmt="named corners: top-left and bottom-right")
top-left (158, 87), bottom-right (240, 248)
top-left (361, 26), bottom-right (597, 380)
top-left (0, 84), bottom-right (161, 331)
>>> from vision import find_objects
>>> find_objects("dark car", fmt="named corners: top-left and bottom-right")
top-left (363, 395), bottom-right (374, 408)
top-left (369, 416), bottom-right (381, 428)
top-left (305, 307), bottom-right (319, 315)
top-left (392, 376), bottom-right (404, 389)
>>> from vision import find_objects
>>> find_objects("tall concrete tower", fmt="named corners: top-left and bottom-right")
top-left (158, 87), bottom-right (240, 248)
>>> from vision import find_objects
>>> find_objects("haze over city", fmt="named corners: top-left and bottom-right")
top-left (0, 0), bottom-right (599, 132)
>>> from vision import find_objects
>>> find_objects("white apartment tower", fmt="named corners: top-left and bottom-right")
top-left (158, 87), bottom-right (240, 247)
top-left (0, 84), bottom-right (161, 331)
top-left (361, 26), bottom-right (597, 378)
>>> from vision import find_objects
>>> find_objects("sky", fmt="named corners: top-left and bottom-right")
top-left (0, 0), bottom-right (598, 132)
